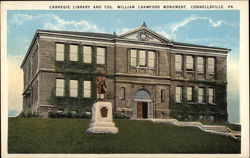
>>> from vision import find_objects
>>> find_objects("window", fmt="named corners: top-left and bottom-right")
top-left (130, 49), bottom-right (137, 66)
top-left (208, 88), bottom-right (215, 103)
top-left (197, 57), bottom-right (205, 73)
top-left (176, 86), bottom-right (182, 102)
top-left (83, 81), bottom-right (91, 98)
top-left (97, 47), bottom-right (106, 64)
top-left (175, 54), bottom-right (182, 71)
top-left (187, 87), bottom-right (193, 102)
top-left (148, 51), bottom-right (155, 67)
top-left (56, 79), bottom-right (64, 96)
top-left (161, 89), bottom-right (165, 102)
top-left (139, 50), bottom-right (146, 66)
top-left (186, 56), bottom-right (194, 71)
top-left (198, 87), bottom-right (205, 103)
top-left (70, 80), bottom-right (78, 97)
top-left (70, 45), bottom-right (78, 61)
top-left (83, 46), bottom-right (92, 63)
top-left (56, 43), bottom-right (65, 61)
top-left (208, 57), bottom-right (215, 73)
top-left (120, 87), bottom-right (125, 100)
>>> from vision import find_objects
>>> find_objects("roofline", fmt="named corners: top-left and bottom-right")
top-left (173, 41), bottom-right (231, 52)
top-left (20, 30), bottom-right (39, 68)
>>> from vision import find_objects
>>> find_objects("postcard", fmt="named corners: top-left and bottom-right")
top-left (1, 1), bottom-right (249, 158)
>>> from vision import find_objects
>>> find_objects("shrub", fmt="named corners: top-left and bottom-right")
top-left (113, 112), bottom-right (129, 119)
top-left (48, 110), bottom-right (91, 119)
top-left (18, 110), bottom-right (38, 118)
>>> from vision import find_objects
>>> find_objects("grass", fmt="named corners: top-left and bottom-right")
top-left (8, 118), bottom-right (240, 153)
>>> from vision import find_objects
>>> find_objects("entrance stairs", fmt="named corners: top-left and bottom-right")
top-left (135, 118), bottom-right (241, 141)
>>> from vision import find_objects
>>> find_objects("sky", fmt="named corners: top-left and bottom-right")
top-left (7, 10), bottom-right (240, 123)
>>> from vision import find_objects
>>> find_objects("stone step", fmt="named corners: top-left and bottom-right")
top-left (148, 119), bottom-right (241, 141)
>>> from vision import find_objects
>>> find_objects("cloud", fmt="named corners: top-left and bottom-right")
top-left (12, 13), bottom-right (103, 32)
top-left (116, 28), bottom-right (131, 34)
top-left (152, 15), bottom-right (233, 41)
top-left (7, 55), bottom-right (23, 115)
top-left (170, 15), bottom-right (232, 33)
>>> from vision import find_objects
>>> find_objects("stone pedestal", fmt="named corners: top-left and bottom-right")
top-left (87, 101), bottom-right (118, 134)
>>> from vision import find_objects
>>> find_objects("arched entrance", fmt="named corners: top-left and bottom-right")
top-left (132, 89), bottom-right (153, 119)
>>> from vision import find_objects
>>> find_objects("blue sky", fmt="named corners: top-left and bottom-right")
top-left (7, 10), bottom-right (240, 122)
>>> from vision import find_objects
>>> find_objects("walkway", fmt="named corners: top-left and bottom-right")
top-left (134, 118), bottom-right (241, 141)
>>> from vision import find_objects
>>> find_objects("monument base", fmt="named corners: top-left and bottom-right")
top-left (86, 101), bottom-right (118, 134)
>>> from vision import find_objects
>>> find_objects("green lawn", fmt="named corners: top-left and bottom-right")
top-left (8, 118), bottom-right (240, 153)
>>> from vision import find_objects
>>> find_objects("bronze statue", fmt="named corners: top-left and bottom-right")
top-left (96, 76), bottom-right (107, 100)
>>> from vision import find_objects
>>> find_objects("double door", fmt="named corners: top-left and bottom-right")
top-left (137, 102), bottom-right (148, 118)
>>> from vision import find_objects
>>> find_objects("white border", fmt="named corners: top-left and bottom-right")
top-left (1, 1), bottom-right (249, 158)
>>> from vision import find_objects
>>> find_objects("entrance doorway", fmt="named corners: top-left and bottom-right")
top-left (137, 102), bottom-right (148, 118)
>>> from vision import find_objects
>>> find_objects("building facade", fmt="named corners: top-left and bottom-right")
top-left (21, 23), bottom-right (229, 121)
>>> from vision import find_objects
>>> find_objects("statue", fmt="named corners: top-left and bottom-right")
top-left (86, 76), bottom-right (118, 134)
top-left (96, 76), bottom-right (107, 100)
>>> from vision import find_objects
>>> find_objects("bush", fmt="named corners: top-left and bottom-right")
top-left (113, 112), bottom-right (129, 119)
top-left (18, 110), bottom-right (38, 118)
top-left (48, 110), bottom-right (91, 119)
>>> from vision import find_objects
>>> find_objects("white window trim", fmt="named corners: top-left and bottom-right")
top-left (130, 49), bottom-right (137, 67)
top-left (97, 47), bottom-right (106, 65)
top-left (130, 49), bottom-right (155, 68)
top-left (208, 88), bottom-right (215, 104)
top-left (208, 57), bottom-right (215, 74)
top-left (198, 87), bottom-right (205, 103)
top-left (56, 79), bottom-right (64, 97)
top-left (186, 55), bottom-right (194, 71)
top-left (187, 87), bottom-right (193, 102)
top-left (69, 45), bottom-right (79, 61)
top-left (175, 54), bottom-right (183, 71)
top-left (83, 81), bottom-right (91, 98)
top-left (176, 86), bottom-right (182, 103)
top-left (70, 80), bottom-right (78, 97)
top-left (83, 46), bottom-right (92, 64)
top-left (197, 57), bottom-right (205, 73)
top-left (56, 43), bottom-right (65, 61)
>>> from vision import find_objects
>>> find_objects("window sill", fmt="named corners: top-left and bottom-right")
top-left (131, 66), bottom-right (155, 69)
top-left (208, 103), bottom-right (216, 105)
top-left (197, 72), bottom-right (205, 75)
top-left (175, 71), bottom-right (183, 73)
top-left (96, 64), bottom-right (106, 67)
top-left (83, 97), bottom-right (91, 99)
top-left (55, 96), bottom-right (65, 98)
top-left (208, 73), bottom-right (215, 75)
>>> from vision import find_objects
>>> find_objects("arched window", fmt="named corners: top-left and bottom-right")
top-left (132, 89), bottom-right (151, 102)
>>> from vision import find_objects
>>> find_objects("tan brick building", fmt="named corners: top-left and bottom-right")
top-left (21, 23), bottom-right (229, 121)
